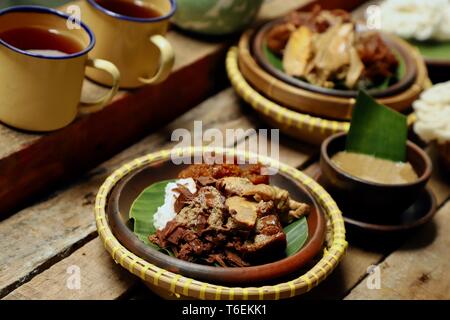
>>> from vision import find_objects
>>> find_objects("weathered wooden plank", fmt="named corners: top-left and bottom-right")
top-left (4, 108), bottom-right (448, 300)
top-left (300, 159), bottom-right (450, 300)
top-left (3, 239), bottom-right (136, 300)
top-left (0, 88), bottom-right (316, 299)
top-left (300, 246), bottom-right (388, 300)
top-left (345, 201), bottom-right (450, 300)
top-left (0, 0), bottom-right (311, 219)
top-left (9, 136), bottom-right (447, 300)
top-left (0, 0), bottom-right (404, 298)
top-left (0, 89), bottom-right (241, 297)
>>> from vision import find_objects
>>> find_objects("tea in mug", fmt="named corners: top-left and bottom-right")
top-left (0, 27), bottom-right (84, 56)
top-left (95, 0), bottom-right (162, 19)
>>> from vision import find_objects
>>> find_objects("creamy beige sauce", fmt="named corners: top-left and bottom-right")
top-left (331, 151), bottom-right (418, 184)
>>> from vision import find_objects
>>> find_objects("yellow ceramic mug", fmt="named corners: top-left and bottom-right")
top-left (0, 6), bottom-right (120, 132)
top-left (81, 0), bottom-right (176, 88)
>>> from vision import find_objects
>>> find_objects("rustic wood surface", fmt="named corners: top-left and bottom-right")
top-left (2, 87), bottom-right (449, 300)
top-left (1, 0), bottom-right (449, 301)
top-left (0, 0), bottom-right (309, 218)
top-left (345, 202), bottom-right (450, 300)
top-left (0, 88), bottom-right (315, 300)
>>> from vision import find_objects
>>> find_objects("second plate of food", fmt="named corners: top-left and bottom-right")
top-left (253, 13), bottom-right (417, 99)
top-left (240, 6), bottom-right (430, 121)
top-left (252, 20), bottom-right (417, 97)
top-left (106, 153), bottom-right (326, 285)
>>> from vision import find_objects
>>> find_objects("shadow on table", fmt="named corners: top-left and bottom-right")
top-left (345, 219), bottom-right (437, 253)
top-left (297, 264), bottom-right (347, 300)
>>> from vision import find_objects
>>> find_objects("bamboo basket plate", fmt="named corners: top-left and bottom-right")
top-left (227, 46), bottom-right (419, 145)
top-left (95, 147), bottom-right (348, 300)
top-left (106, 157), bottom-right (327, 285)
top-left (238, 30), bottom-right (429, 121)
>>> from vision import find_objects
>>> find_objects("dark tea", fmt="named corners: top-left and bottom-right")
top-left (0, 27), bottom-right (84, 56)
top-left (95, 0), bottom-right (162, 19)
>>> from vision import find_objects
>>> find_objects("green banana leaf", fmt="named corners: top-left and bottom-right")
top-left (346, 90), bottom-right (408, 162)
top-left (409, 39), bottom-right (450, 61)
top-left (284, 216), bottom-right (308, 256)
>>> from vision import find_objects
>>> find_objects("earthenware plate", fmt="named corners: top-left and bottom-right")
top-left (106, 158), bottom-right (326, 285)
top-left (237, 30), bottom-right (428, 122)
top-left (252, 19), bottom-right (418, 99)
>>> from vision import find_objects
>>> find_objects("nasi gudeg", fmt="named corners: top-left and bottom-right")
top-left (266, 6), bottom-right (399, 90)
top-left (149, 164), bottom-right (310, 267)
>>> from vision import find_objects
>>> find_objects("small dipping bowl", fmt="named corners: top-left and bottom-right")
top-left (320, 132), bottom-right (432, 222)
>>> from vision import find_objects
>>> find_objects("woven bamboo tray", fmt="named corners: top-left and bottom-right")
top-left (238, 30), bottom-right (429, 121)
top-left (227, 47), bottom-right (419, 145)
top-left (95, 147), bottom-right (347, 300)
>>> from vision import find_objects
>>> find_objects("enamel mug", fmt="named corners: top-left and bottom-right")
top-left (0, 6), bottom-right (120, 132)
top-left (81, 0), bottom-right (176, 88)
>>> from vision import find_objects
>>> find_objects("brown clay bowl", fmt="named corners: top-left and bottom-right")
top-left (319, 132), bottom-right (432, 223)
top-left (343, 187), bottom-right (437, 233)
top-left (314, 169), bottom-right (437, 234)
top-left (106, 159), bottom-right (326, 285)
top-left (252, 19), bottom-right (417, 99)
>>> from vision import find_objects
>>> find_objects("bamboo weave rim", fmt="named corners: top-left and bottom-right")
top-left (95, 147), bottom-right (348, 300)
top-left (226, 46), bottom-right (419, 140)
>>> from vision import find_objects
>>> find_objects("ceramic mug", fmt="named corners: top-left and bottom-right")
top-left (81, 0), bottom-right (176, 88)
top-left (0, 6), bottom-right (120, 132)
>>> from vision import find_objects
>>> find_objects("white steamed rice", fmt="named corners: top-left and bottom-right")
top-left (153, 178), bottom-right (197, 230)
top-left (413, 81), bottom-right (450, 144)
top-left (380, 0), bottom-right (450, 41)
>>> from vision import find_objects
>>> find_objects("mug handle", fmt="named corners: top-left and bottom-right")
top-left (79, 58), bottom-right (121, 115)
top-left (138, 34), bottom-right (175, 85)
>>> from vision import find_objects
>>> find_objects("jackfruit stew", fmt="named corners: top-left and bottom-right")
top-left (266, 6), bottom-right (399, 90)
top-left (148, 164), bottom-right (310, 267)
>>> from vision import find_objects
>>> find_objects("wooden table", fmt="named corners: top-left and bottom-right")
top-left (1, 0), bottom-right (449, 300)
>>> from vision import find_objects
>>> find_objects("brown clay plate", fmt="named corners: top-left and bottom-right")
top-left (252, 19), bottom-right (418, 99)
top-left (106, 159), bottom-right (327, 285)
